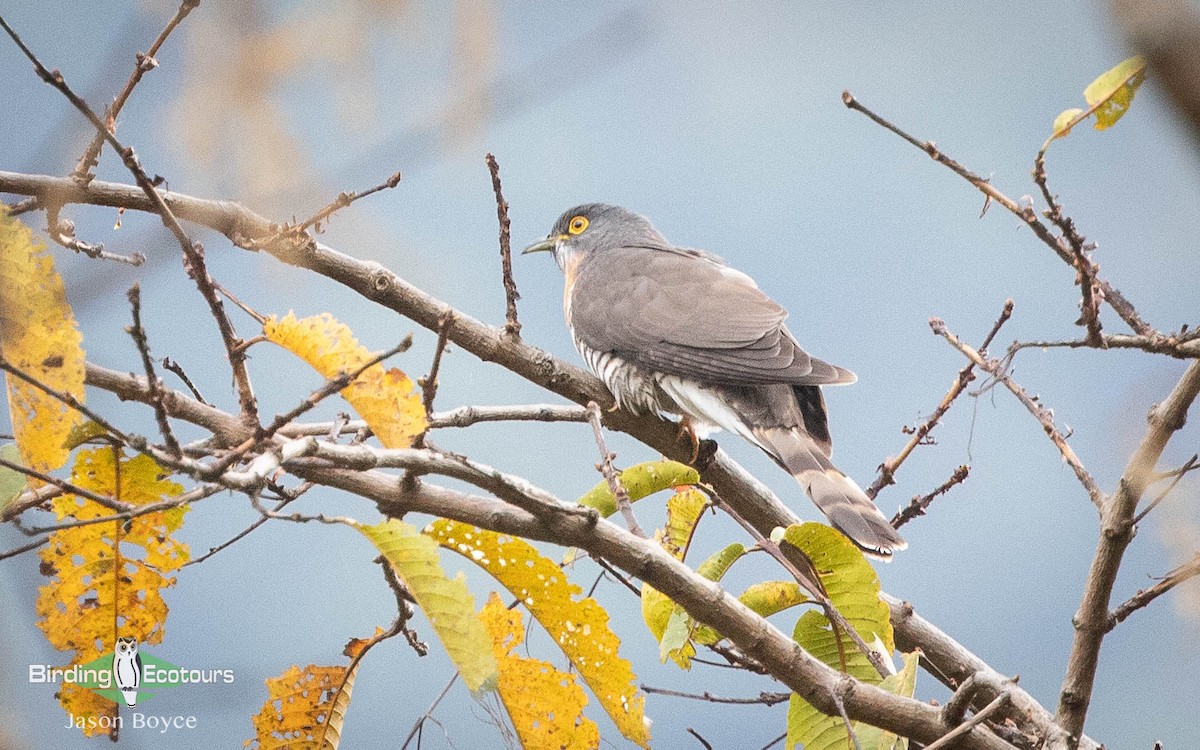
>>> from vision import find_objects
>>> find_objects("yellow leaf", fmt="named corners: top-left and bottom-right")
top-left (480, 593), bottom-right (600, 750)
top-left (641, 489), bottom-right (709, 650)
top-left (358, 519), bottom-right (497, 692)
top-left (1083, 55), bottom-right (1147, 130)
top-left (693, 581), bottom-right (810, 646)
top-left (656, 543), bottom-right (746, 668)
top-left (0, 443), bottom-right (26, 513)
top-left (247, 664), bottom-right (356, 750)
top-left (263, 312), bottom-right (425, 448)
top-left (35, 448), bottom-right (186, 735)
top-left (0, 212), bottom-right (85, 474)
top-left (426, 520), bottom-right (649, 748)
top-left (575, 460), bottom-right (701, 517)
top-left (1051, 108), bottom-right (1085, 139)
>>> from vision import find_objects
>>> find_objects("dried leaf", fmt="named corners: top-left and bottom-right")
top-left (36, 448), bottom-right (186, 735)
top-left (247, 664), bottom-right (356, 750)
top-left (480, 593), bottom-right (600, 750)
top-left (357, 519), bottom-right (497, 692)
top-left (426, 520), bottom-right (649, 748)
top-left (263, 312), bottom-right (425, 448)
top-left (0, 213), bottom-right (85, 475)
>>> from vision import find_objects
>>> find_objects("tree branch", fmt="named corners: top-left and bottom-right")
top-left (1056, 360), bottom-right (1200, 744)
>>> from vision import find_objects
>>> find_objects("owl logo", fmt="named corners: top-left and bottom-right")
top-left (112, 637), bottom-right (142, 708)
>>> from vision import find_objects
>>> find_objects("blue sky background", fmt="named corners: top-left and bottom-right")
top-left (1, 2), bottom-right (1198, 748)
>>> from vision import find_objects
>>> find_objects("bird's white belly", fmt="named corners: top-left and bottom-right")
top-left (576, 340), bottom-right (764, 449)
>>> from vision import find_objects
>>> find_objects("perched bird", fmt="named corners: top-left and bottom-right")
top-left (524, 204), bottom-right (905, 558)
top-left (112, 636), bottom-right (142, 707)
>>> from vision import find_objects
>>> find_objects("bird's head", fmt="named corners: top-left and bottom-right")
top-left (522, 203), bottom-right (667, 272)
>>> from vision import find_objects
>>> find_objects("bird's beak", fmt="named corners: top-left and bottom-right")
top-left (521, 234), bottom-right (566, 255)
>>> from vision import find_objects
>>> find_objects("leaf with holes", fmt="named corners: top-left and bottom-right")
top-left (426, 519), bottom-right (648, 748)
top-left (263, 312), bottom-right (425, 448)
top-left (36, 448), bottom-right (186, 735)
top-left (0, 213), bottom-right (85, 475)
top-left (480, 593), bottom-right (600, 750)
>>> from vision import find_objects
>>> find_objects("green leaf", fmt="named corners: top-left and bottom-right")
top-left (1083, 55), bottom-right (1147, 130)
top-left (658, 608), bottom-right (696, 667)
top-left (0, 444), bottom-right (26, 514)
top-left (61, 420), bottom-right (108, 450)
top-left (1051, 108), bottom-right (1085, 139)
top-left (856, 651), bottom-right (920, 750)
top-left (357, 519), bottom-right (498, 692)
top-left (782, 522), bottom-right (894, 750)
top-left (575, 460), bottom-right (700, 517)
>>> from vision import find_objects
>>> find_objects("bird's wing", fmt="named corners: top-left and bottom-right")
top-left (570, 245), bottom-right (855, 385)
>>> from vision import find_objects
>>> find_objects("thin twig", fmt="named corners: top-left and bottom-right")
top-left (421, 313), bottom-right (454, 417)
top-left (687, 727), bottom-right (715, 750)
top-left (0, 356), bottom-right (133, 446)
top-left (44, 201), bottom-right (143, 264)
top-left (374, 554), bottom-right (427, 655)
top-left (833, 677), bottom-right (863, 750)
top-left (892, 465), bottom-right (970, 529)
top-left (486, 153), bottom-right (520, 337)
top-left (161, 357), bottom-right (207, 404)
top-left (127, 283), bottom-right (181, 457)
top-left (586, 401), bottom-right (646, 538)
top-left (71, 0), bottom-right (199, 180)
top-left (843, 89), bottom-right (1153, 338)
top-left (940, 674), bottom-right (981, 726)
top-left (0, 456), bottom-right (131, 514)
top-left (1133, 454), bottom-right (1198, 524)
top-left (641, 685), bottom-right (791, 706)
top-left (930, 318), bottom-right (1106, 510)
top-left (1106, 552), bottom-right (1200, 632)
top-left (206, 337), bottom-right (412, 476)
top-left (924, 693), bottom-right (1010, 750)
top-left (868, 299), bottom-right (1011, 498)
top-left (400, 672), bottom-right (459, 750)
top-left (0, 15), bottom-right (262, 429)
top-left (0, 535), bottom-right (49, 561)
top-left (295, 171), bottom-right (402, 234)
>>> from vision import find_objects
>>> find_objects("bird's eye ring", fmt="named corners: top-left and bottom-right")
top-left (568, 216), bottom-right (589, 235)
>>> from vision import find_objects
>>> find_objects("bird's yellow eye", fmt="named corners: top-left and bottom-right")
top-left (568, 216), bottom-right (589, 235)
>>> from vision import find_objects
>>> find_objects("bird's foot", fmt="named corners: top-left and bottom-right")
top-left (677, 417), bottom-right (701, 464)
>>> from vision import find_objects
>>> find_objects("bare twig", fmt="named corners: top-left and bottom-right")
top-left (940, 674), bottom-right (981, 726)
top-left (687, 727), bottom-right (715, 750)
top-left (0, 535), bottom-right (50, 561)
top-left (1106, 552), bottom-right (1200, 632)
top-left (0, 356), bottom-right (133, 447)
top-left (375, 554), bottom-right (427, 656)
top-left (868, 299), bottom-right (1012, 498)
top-left (127, 283), bottom-right (181, 457)
top-left (486, 153), bottom-right (520, 337)
top-left (1009, 335), bottom-right (1200, 359)
top-left (640, 685), bottom-right (791, 706)
top-left (161, 357), bottom-right (207, 404)
top-left (1057, 360), bottom-right (1200, 742)
top-left (833, 677), bottom-right (864, 750)
top-left (0, 456), bottom-right (131, 514)
top-left (924, 693), bottom-right (1011, 750)
top-left (586, 401), bottom-right (646, 538)
top-left (71, 0), bottom-right (199, 180)
top-left (843, 90), bottom-right (1153, 337)
top-left (280, 403), bottom-right (590, 437)
top-left (420, 313), bottom-right (454, 417)
top-left (44, 201), bottom-right (143, 264)
top-left (400, 673), bottom-right (459, 750)
top-left (892, 465), bottom-right (971, 529)
top-left (1134, 454), bottom-right (1198, 524)
top-left (0, 16), bottom-right (262, 429)
top-left (930, 318), bottom-right (1106, 510)
top-left (295, 172), bottom-right (402, 235)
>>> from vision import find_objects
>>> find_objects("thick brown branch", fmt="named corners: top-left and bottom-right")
top-left (1056, 360), bottom-right (1200, 744)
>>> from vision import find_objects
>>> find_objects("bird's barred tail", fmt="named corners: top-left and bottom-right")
top-left (753, 427), bottom-right (906, 559)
